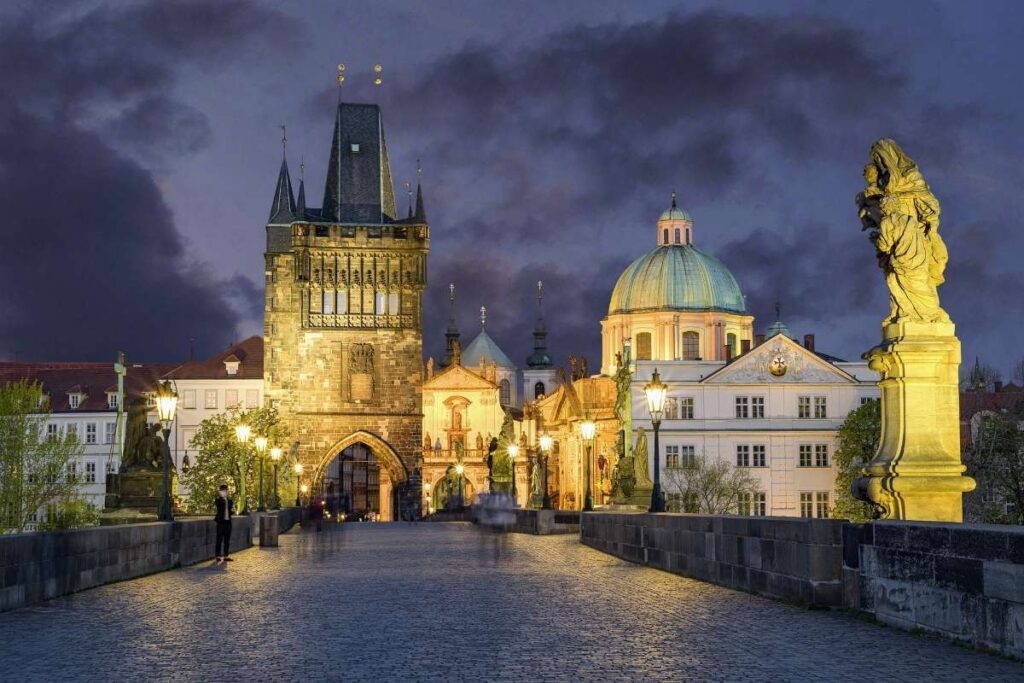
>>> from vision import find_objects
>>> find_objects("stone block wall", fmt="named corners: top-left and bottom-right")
top-left (845, 521), bottom-right (1024, 659)
top-left (0, 509), bottom-right (301, 613)
top-left (582, 512), bottom-right (846, 606)
top-left (512, 509), bottom-right (581, 535)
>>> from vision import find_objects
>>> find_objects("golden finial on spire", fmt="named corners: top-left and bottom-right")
top-left (480, 305), bottom-right (487, 330)
top-left (299, 157), bottom-right (305, 181)
top-left (373, 64), bottom-right (383, 86)
top-left (449, 283), bottom-right (456, 302)
top-left (337, 63), bottom-right (346, 87)
top-left (279, 125), bottom-right (287, 157)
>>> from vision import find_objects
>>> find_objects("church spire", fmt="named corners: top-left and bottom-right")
top-left (440, 283), bottom-right (461, 368)
top-left (322, 102), bottom-right (397, 224)
top-left (526, 280), bottom-right (553, 369)
top-left (414, 160), bottom-right (426, 221)
top-left (295, 159), bottom-right (306, 219)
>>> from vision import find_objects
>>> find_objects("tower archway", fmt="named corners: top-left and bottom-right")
top-left (313, 431), bottom-right (408, 521)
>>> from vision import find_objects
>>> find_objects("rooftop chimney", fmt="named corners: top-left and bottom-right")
top-left (741, 339), bottom-right (751, 355)
top-left (995, 380), bottom-right (1003, 393)
top-left (723, 343), bottom-right (732, 363)
top-left (755, 334), bottom-right (765, 347)
top-left (803, 334), bottom-right (815, 352)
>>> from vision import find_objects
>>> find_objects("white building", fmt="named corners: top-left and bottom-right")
top-left (608, 198), bottom-right (879, 518)
top-left (163, 337), bottom-right (264, 477)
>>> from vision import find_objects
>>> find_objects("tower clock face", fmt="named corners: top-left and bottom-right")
top-left (769, 354), bottom-right (788, 377)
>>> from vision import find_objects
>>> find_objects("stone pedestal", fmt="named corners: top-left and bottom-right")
top-left (259, 515), bottom-right (280, 547)
top-left (106, 470), bottom-right (176, 513)
top-left (853, 321), bottom-right (975, 521)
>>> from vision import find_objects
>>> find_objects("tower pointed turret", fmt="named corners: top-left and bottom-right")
top-left (526, 281), bottom-right (552, 369)
top-left (295, 160), bottom-right (307, 219)
top-left (322, 102), bottom-right (397, 224)
top-left (415, 183), bottom-right (426, 221)
top-left (268, 157), bottom-right (296, 224)
top-left (440, 283), bottom-right (461, 368)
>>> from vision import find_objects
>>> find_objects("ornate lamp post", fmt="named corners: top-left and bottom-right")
top-left (455, 462), bottom-right (465, 509)
top-left (644, 368), bottom-right (668, 513)
top-left (254, 436), bottom-right (268, 511)
top-left (579, 418), bottom-right (597, 511)
top-left (155, 381), bottom-right (178, 522)
top-left (269, 447), bottom-right (282, 509)
top-left (293, 462), bottom-right (304, 508)
top-left (234, 423), bottom-right (251, 514)
top-left (539, 434), bottom-right (553, 510)
top-left (507, 444), bottom-right (519, 503)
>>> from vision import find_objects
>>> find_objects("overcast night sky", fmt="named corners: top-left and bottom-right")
top-left (1, 0), bottom-right (1022, 377)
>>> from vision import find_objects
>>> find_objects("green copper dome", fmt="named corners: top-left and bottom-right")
top-left (659, 206), bottom-right (692, 222)
top-left (608, 245), bottom-right (747, 315)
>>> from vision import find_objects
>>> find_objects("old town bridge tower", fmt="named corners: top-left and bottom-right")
top-left (263, 101), bottom-right (427, 519)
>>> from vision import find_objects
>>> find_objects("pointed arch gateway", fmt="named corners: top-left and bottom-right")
top-left (313, 430), bottom-right (408, 485)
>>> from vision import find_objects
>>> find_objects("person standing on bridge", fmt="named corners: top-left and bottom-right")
top-left (214, 484), bottom-right (235, 562)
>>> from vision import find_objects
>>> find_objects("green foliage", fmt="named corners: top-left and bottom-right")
top-left (964, 412), bottom-right (1024, 525)
top-left (833, 399), bottom-right (880, 522)
top-left (0, 380), bottom-right (85, 534)
top-left (181, 406), bottom-right (292, 514)
top-left (662, 455), bottom-right (760, 514)
top-left (36, 498), bottom-right (100, 531)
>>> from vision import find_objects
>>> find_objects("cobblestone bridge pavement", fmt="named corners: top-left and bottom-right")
top-left (1, 523), bottom-right (1022, 682)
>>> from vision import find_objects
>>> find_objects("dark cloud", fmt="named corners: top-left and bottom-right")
top-left (0, 1), bottom-right (299, 360)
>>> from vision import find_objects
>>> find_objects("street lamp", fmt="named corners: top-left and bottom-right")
top-left (155, 381), bottom-right (178, 522)
top-left (539, 434), bottom-right (553, 509)
top-left (294, 462), bottom-right (304, 507)
top-left (580, 418), bottom-right (597, 512)
top-left (507, 444), bottom-right (519, 504)
top-left (455, 462), bottom-right (465, 509)
top-left (254, 436), bottom-right (268, 512)
top-left (644, 368), bottom-right (668, 513)
top-left (234, 423), bottom-right (251, 514)
top-left (269, 447), bottom-right (282, 509)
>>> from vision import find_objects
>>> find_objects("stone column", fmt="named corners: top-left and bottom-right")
top-left (853, 321), bottom-right (975, 521)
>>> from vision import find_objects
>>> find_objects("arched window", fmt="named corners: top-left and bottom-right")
top-left (635, 332), bottom-right (652, 360)
top-left (674, 228), bottom-right (681, 244)
top-left (323, 290), bottom-right (334, 314)
top-left (726, 332), bottom-right (737, 358)
top-left (662, 228), bottom-right (669, 244)
top-left (499, 379), bottom-right (511, 405)
top-left (682, 331), bottom-right (700, 360)
top-left (534, 381), bottom-right (545, 399)
top-left (685, 228), bottom-right (691, 245)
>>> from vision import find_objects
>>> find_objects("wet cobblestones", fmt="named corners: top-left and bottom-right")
top-left (0, 523), bottom-right (1021, 682)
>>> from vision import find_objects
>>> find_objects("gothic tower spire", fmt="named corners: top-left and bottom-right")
top-left (322, 102), bottom-right (398, 224)
top-left (268, 157), bottom-right (295, 224)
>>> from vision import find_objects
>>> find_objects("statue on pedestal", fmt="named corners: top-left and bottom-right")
top-left (853, 138), bottom-right (974, 522)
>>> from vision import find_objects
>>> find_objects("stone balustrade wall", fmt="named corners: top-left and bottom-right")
top-left (0, 508), bottom-right (301, 613)
top-left (512, 509), bottom-right (581, 535)
top-left (582, 512), bottom-right (1024, 659)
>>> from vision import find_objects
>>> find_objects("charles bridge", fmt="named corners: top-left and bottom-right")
top-left (1, 515), bottom-right (1023, 681)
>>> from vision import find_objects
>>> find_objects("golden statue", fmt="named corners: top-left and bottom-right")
top-left (857, 138), bottom-right (949, 325)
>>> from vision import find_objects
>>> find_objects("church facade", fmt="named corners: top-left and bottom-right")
top-left (263, 101), bottom-right (428, 520)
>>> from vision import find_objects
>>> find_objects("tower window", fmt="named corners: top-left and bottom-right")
top-left (674, 228), bottom-right (680, 244)
top-left (686, 228), bottom-right (691, 244)
top-left (500, 379), bottom-right (511, 406)
top-left (534, 381), bottom-right (545, 399)
top-left (726, 332), bottom-right (737, 357)
top-left (350, 143), bottom-right (361, 153)
top-left (662, 228), bottom-right (669, 244)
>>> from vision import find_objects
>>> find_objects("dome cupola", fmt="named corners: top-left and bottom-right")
top-left (657, 192), bottom-right (694, 246)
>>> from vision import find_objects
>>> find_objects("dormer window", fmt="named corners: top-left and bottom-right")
top-left (350, 143), bottom-right (361, 154)
top-left (224, 354), bottom-right (241, 376)
top-left (69, 393), bottom-right (83, 409)
top-left (107, 393), bottom-right (119, 409)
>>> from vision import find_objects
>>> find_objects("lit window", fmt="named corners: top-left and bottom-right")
top-left (726, 332), bottom-right (737, 357)
top-left (681, 331), bottom-right (699, 360)
top-left (205, 390), bottom-right (217, 409)
top-left (375, 292), bottom-right (387, 315)
top-left (323, 290), bottom-right (335, 314)
top-left (350, 143), bottom-right (361, 153)
top-left (337, 291), bottom-right (348, 314)
top-left (635, 333), bottom-right (652, 361)
top-left (388, 292), bottom-right (399, 315)
top-left (225, 390), bottom-right (239, 408)
top-left (246, 389), bottom-right (259, 408)
top-left (664, 398), bottom-right (679, 420)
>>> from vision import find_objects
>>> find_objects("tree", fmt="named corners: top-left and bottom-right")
top-left (0, 380), bottom-right (86, 533)
top-left (832, 399), bottom-right (880, 522)
top-left (964, 412), bottom-right (1024, 525)
top-left (182, 406), bottom-right (291, 514)
top-left (662, 455), bottom-right (760, 514)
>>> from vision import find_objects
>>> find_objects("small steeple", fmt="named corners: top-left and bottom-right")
top-left (527, 280), bottom-right (552, 369)
top-left (440, 283), bottom-right (461, 368)
top-left (405, 181), bottom-right (413, 219)
top-left (766, 301), bottom-right (792, 339)
top-left (295, 159), bottom-right (306, 218)
top-left (414, 160), bottom-right (426, 221)
top-left (268, 157), bottom-right (295, 224)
